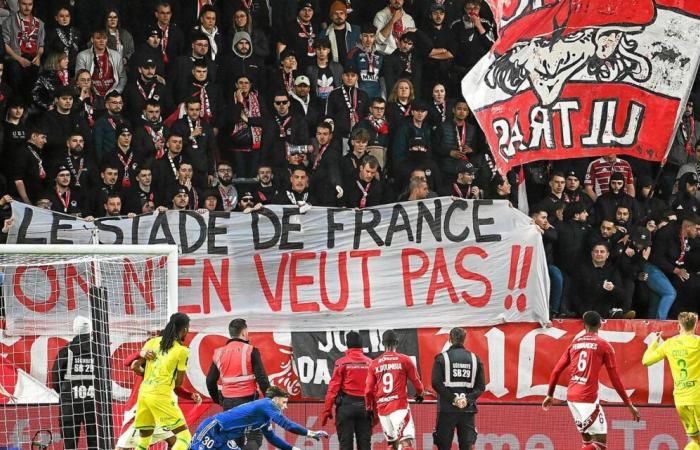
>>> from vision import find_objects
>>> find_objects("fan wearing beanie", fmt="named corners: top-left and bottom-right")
top-left (321, 331), bottom-right (373, 450)
top-left (323, 0), bottom-right (360, 66)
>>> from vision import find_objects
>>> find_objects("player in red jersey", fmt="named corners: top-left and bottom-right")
top-left (365, 330), bottom-right (425, 450)
top-left (542, 311), bottom-right (640, 450)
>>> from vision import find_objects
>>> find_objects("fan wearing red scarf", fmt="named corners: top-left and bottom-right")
top-left (1, 0), bottom-right (44, 99)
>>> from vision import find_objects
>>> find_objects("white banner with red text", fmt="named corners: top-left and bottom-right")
top-left (5, 199), bottom-right (550, 332)
top-left (462, 0), bottom-right (700, 175)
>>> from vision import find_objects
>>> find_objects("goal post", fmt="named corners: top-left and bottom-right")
top-left (0, 244), bottom-right (179, 450)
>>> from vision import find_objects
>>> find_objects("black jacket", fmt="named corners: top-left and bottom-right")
top-left (261, 112), bottom-right (311, 170)
top-left (554, 220), bottom-right (592, 276)
top-left (431, 343), bottom-right (485, 414)
top-left (574, 261), bottom-right (626, 316)
top-left (325, 85), bottom-right (369, 138)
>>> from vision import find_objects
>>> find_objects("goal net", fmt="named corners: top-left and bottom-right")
top-left (0, 244), bottom-right (178, 450)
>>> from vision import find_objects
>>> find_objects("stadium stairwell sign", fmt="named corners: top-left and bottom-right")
top-left (5, 200), bottom-right (550, 333)
top-left (462, 0), bottom-right (700, 174)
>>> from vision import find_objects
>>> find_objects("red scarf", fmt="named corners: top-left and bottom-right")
top-left (117, 150), bottom-right (134, 187)
top-left (16, 13), bottom-right (39, 57)
top-left (313, 143), bottom-right (329, 170)
top-left (683, 115), bottom-right (696, 156)
top-left (160, 24), bottom-right (170, 64)
top-left (389, 7), bottom-right (404, 41)
top-left (92, 51), bottom-right (115, 97)
top-left (356, 180), bottom-right (371, 208)
top-left (231, 92), bottom-right (263, 150)
top-left (56, 187), bottom-right (71, 212)
top-left (368, 115), bottom-right (388, 135)
top-left (193, 82), bottom-right (212, 122)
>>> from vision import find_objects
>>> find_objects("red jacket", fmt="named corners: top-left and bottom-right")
top-left (323, 348), bottom-right (372, 414)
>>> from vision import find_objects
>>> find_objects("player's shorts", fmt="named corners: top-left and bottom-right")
top-left (134, 392), bottom-right (187, 431)
top-left (676, 404), bottom-right (700, 437)
top-left (378, 408), bottom-right (415, 443)
top-left (116, 423), bottom-right (174, 448)
top-left (191, 418), bottom-right (240, 450)
top-left (568, 401), bottom-right (607, 435)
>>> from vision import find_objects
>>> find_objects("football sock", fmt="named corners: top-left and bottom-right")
top-left (136, 434), bottom-right (151, 450)
top-left (684, 441), bottom-right (700, 450)
top-left (172, 429), bottom-right (192, 450)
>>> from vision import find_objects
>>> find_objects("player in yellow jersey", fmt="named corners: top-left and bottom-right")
top-left (132, 312), bottom-right (192, 450)
top-left (643, 312), bottom-right (700, 450)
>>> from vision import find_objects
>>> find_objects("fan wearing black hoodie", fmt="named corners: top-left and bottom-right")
top-left (672, 171), bottom-right (700, 215)
top-left (593, 171), bottom-right (637, 226)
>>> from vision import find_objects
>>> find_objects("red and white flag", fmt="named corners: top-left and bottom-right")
top-left (463, 0), bottom-right (700, 175)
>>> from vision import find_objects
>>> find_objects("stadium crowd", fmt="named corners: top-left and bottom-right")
top-left (1, 0), bottom-right (700, 321)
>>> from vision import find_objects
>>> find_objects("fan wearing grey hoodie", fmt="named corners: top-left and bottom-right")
top-left (218, 31), bottom-right (265, 101)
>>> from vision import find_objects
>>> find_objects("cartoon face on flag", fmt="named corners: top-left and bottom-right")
top-left (463, 0), bottom-right (700, 174)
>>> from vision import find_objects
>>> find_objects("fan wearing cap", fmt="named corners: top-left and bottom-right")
top-left (373, 0), bottom-right (416, 55)
top-left (439, 161), bottom-right (481, 199)
top-left (123, 56), bottom-right (172, 123)
top-left (325, 61), bottom-right (369, 139)
top-left (129, 25), bottom-right (166, 81)
top-left (170, 184), bottom-right (191, 210)
top-left (101, 123), bottom-right (147, 190)
top-left (344, 154), bottom-right (392, 208)
top-left (234, 182), bottom-right (263, 212)
top-left (37, 86), bottom-right (92, 162)
top-left (673, 172), bottom-right (700, 215)
top-left (305, 37), bottom-right (343, 105)
top-left (383, 33), bottom-right (423, 100)
top-left (219, 31), bottom-right (264, 101)
top-left (322, 0), bottom-right (360, 66)
top-left (277, 1), bottom-right (318, 70)
top-left (391, 98), bottom-right (430, 172)
top-left (395, 132), bottom-right (442, 194)
top-left (10, 125), bottom-right (48, 205)
top-left (261, 90), bottom-right (311, 171)
top-left (563, 170), bottom-right (594, 211)
top-left (290, 75), bottom-right (323, 134)
top-left (198, 189), bottom-right (221, 213)
top-left (50, 315), bottom-right (98, 450)
top-left (347, 23), bottom-right (383, 99)
top-left (171, 97), bottom-right (217, 188)
top-left (45, 164), bottom-right (88, 216)
top-left (167, 32), bottom-right (218, 101)
top-left (450, 0), bottom-right (495, 91)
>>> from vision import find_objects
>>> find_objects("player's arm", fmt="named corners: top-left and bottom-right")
top-left (49, 346), bottom-right (67, 392)
top-left (604, 345), bottom-right (641, 421)
top-left (269, 409), bottom-right (328, 441)
top-left (174, 347), bottom-right (189, 388)
top-left (262, 424), bottom-right (299, 450)
top-left (364, 363), bottom-right (376, 410)
top-left (405, 356), bottom-right (425, 396)
top-left (642, 334), bottom-right (666, 366)
top-left (125, 352), bottom-right (144, 376)
top-left (543, 348), bottom-right (571, 409)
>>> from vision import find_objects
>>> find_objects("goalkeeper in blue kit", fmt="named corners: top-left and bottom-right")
top-left (190, 386), bottom-right (328, 450)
